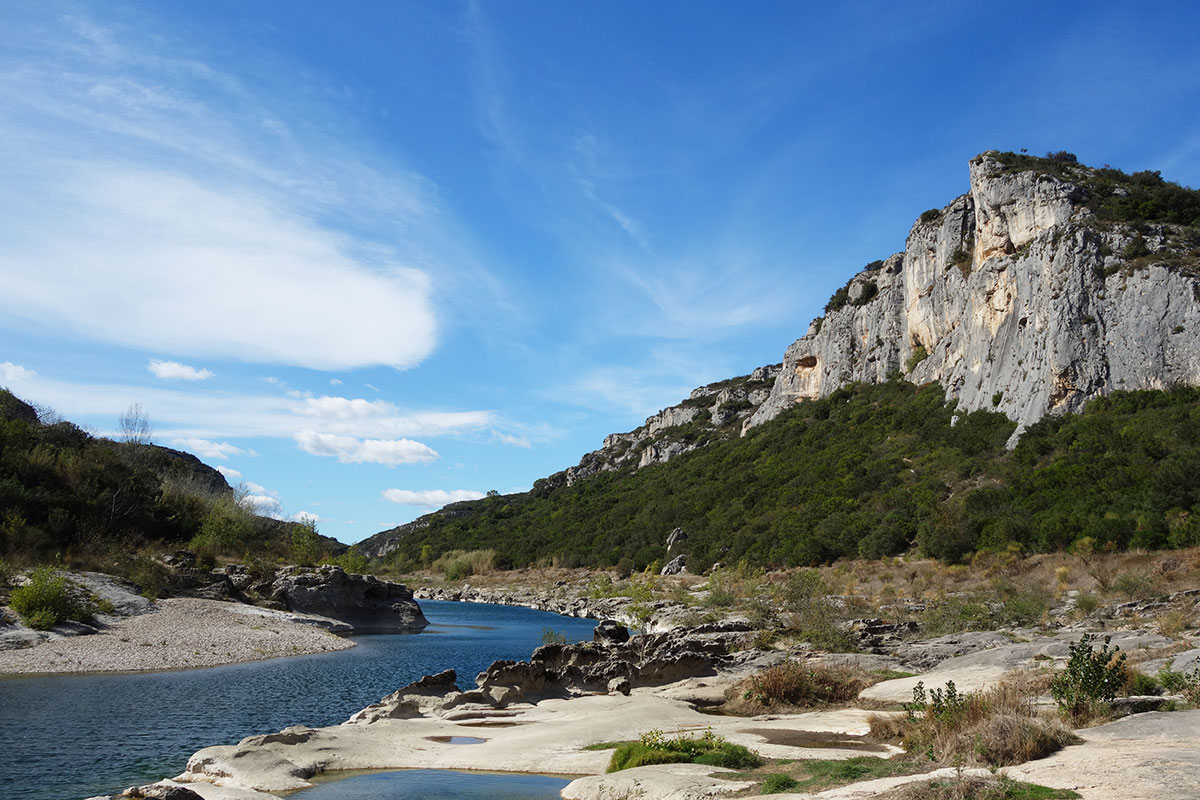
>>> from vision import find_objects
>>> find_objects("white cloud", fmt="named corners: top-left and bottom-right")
top-left (492, 430), bottom-right (532, 448)
top-left (171, 437), bottom-right (247, 461)
top-left (294, 430), bottom-right (439, 466)
top-left (0, 9), bottom-right (512, 374)
top-left (240, 494), bottom-right (283, 518)
top-left (148, 359), bottom-right (213, 381)
top-left (0, 362), bottom-right (37, 383)
top-left (215, 465), bottom-right (242, 480)
top-left (5, 370), bottom-right (495, 445)
top-left (0, 167), bottom-right (439, 371)
top-left (329, 378), bottom-right (343, 386)
top-left (292, 510), bottom-right (321, 524)
top-left (381, 488), bottom-right (486, 507)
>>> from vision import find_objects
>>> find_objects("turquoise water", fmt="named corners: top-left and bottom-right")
top-left (295, 769), bottom-right (571, 799)
top-left (0, 600), bottom-right (596, 800)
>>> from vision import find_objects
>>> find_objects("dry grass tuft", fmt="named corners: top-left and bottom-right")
top-left (878, 774), bottom-right (1080, 800)
top-left (725, 660), bottom-right (870, 713)
top-left (869, 676), bottom-right (1079, 768)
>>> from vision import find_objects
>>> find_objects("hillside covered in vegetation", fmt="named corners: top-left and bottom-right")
top-left (374, 381), bottom-right (1200, 572)
top-left (0, 389), bottom-right (337, 569)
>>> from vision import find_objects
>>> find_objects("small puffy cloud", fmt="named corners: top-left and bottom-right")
top-left (171, 437), bottom-right (247, 461)
top-left (329, 378), bottom-right (342, 386)
top-left (237, 481), bottom-right (285, 519)
top-left (381, 488), bottom-right (486, 507)
top-left (215, 465), bottom-right (242, 481)
top-left (292, 510), bottom-right (321, 524)
top-left (294, 429), bottom-right (438, 466)
top-left (0, 362), bottom-right (36, 383)
top-left (148, 359), bottom-right (213, 381)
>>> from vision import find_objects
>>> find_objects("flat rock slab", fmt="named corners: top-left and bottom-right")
top-left (860, 631), bottom-right (1174, 703)
top-left (1008, 710), bottom-right (1200, 800)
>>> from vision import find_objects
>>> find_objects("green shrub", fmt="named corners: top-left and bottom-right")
top-left (825, 285), bottom-right (851, 313)
top-left (1051, 634), bottom-right (1127, 717)
top-left (608, 729), bottom-right (761, 773)
top-left (760, 774), bottom-right (800, 793)
top-left (9, 567), bottom-right (93, 630)
top-left (1155, 664), bottom-right (1200, 705)
top-left (920, 208), bottom-right (942, 223)
top-left (540, 627), bottom-right (569, 645)
top-left (324, 545), bottom-right (369, 574)
top-left (1126, 671), bottom-right (1161, 696)
top-left (876, 679), bottom-right (1077, 767)
top-left (290, 519), bottom-right (321, 566)
top-left (906, 345), bottom-right (929, 373)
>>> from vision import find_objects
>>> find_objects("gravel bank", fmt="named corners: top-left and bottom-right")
top-left (0, 598), bottom-right (354, 674)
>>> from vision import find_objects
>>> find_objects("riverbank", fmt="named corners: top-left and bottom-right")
top-left (0, 597), bottom-right (354, 674)
top-left (114, 620), bottom-right (1200, 800)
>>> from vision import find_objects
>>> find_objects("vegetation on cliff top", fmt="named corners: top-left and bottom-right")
top-left (380, 381), bottom-right (1200, 572)
top-left (991, 150), bottom-right (1200, 228)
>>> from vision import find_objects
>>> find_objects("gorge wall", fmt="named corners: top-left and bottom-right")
top-left (746, 152), bottom-right (1200, 440)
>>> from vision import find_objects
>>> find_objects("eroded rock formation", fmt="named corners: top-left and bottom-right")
top-left (745, 152), bottom-right (1200, 440)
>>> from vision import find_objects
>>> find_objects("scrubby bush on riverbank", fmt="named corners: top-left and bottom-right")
top-left (607, 729), bottom-right (761, 772)
top-left (8, 567), bottom-right (96, 629)
top-left (870, 677), bottom-right (1078, 767)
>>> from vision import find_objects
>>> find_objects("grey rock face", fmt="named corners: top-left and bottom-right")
top-left (269, 566), bottom-right (427, 633)
top-left (745, 152), bottom-right (1200, 438)
top-left (660, 554), bottom-right (686, 575)
top-left (544, 365), bottom-right (781, 488)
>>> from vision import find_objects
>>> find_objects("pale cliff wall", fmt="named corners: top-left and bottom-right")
top-left (745, 152), bottom-right (1200, 439)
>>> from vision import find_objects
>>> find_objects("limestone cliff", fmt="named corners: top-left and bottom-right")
top-left (745, 152), bottom-right (1200, 440)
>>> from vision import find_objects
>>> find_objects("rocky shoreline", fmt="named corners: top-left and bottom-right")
top-left (0, 562), bottom-right (425, 674)
top-left (99, 612), bottom-right (1200, 800)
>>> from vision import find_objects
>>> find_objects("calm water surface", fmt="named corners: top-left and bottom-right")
top-left (295, 769), bottom-right (571, 800)
top-left (0, 600), bottom-right (596, 800)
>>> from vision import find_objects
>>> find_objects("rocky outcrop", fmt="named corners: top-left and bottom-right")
top-left (152, 556), bottom-right (427, 633)
top-left (541, 367), bottom-right (780, 488)
top-left (746, 152), bottom-right (1200, 439)
top-left (345, 620), bottom-right (756, 720)
top-left (259, 566), bottom-right (426, 633)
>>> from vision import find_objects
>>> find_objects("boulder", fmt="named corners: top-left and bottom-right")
top-left (666, 527), bottom-right (688, 552)
top-left (122, 784), bottom-right (205, 800)
top-left (660, 554), bottom-right (686, 575)
top-left (594, 619), bottom-right (630, 645)
top-left (349, 670), bottom-right (459, 723)
top-left (268, 566), bottom-right (427, 632)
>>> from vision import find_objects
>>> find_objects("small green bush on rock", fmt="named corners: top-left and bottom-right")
top-left (760, 773), bottom-right (800, 793)
top-left (9, 567), bottom-right (93, 630)
top-left (1051, 634), bottom-right (1127, 718)
top-left (608, 729), bottom-right (761, 772)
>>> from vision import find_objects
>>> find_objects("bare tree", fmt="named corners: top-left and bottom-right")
top-left (118, 402), bottom-right (153, 444)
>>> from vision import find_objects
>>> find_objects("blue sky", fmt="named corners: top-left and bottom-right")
top-left (2, 1), bottom-right (1199, 544)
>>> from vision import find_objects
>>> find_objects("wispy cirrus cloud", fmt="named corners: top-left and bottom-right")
top-left (381, 488), bottom-right (486, 507)
top-left (149, 359), bottom-right (213, 381)
top-left (0, 7), bottom-right (514, 372)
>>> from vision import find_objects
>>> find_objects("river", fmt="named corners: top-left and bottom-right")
top-left (0, 599), bottom-right (598, 800)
